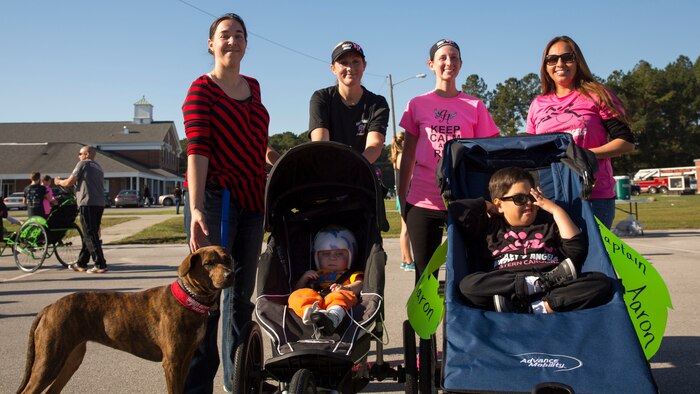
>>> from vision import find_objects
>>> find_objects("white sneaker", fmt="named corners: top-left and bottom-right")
top-left (301, 301), bottom-right (320, 325)
top-left (310, 308), bottom-right (344, 336)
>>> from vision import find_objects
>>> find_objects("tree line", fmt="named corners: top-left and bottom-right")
top-left (180, 55), bottom-right (700, 187)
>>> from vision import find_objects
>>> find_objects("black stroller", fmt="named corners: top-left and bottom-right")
top-left (233, 142), bottom-right (398, 393)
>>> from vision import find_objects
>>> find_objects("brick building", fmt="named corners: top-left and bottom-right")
top-left (0, 97), bottom-right (183, 202)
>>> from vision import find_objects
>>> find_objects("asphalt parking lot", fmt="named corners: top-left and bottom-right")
top-left (1, 221), bottom-right (698, 393)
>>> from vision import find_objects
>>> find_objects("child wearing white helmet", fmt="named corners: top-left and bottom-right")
top-left (288, 225), bottom-right (363, 336)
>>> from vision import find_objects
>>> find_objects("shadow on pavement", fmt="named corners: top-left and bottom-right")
top-left (651, 336), bottom-right (700, 392)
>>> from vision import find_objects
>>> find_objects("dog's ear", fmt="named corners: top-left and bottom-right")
top-left (179, 250), bottom-right (201, 277)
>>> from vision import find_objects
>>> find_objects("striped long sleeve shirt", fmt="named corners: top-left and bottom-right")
top-left (182, 74), bottom-right (269, 212)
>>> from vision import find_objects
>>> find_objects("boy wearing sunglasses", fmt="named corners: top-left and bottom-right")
top-left (449, 167), bottom-right (612, 314)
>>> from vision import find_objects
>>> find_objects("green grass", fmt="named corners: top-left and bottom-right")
top-left (7, 196), bottom-right (695, 245)
top-left (111, 217), bottom-right (187, 245)
top-left (86, 195), bottom-right (700, 245)
top-left (104, 209), bottom-right (179, 216)
top-left (614, 194), bottom-right (700, 230)
top-left (3, 216), bottom-right (136, 235)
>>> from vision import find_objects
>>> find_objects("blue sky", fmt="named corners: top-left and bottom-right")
top-left (1, 0), bottom-right (698, 142)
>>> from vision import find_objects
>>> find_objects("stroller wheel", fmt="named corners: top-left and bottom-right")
top-left (532, 382), bottom-right (576, 393)
top-left (419, 336), bottom-right (437, 394)
top-left (402, 320), bottom-right (417, 394)
top-left (288, 368), bottom-right (317, 394)
top-left (232, 321), bottom-right (264, 393)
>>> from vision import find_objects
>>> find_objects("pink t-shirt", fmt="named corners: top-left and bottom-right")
top-left (526, 90), bottom-right (623, 199)
top-left (43, 186), bottom-right (54, 216)
top-left (400, 91), bottom-right (500, 210)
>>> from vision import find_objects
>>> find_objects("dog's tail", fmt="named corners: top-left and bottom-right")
top-left (16, 308), bottom-right (44, 394)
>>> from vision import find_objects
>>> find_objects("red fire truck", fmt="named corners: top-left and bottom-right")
top-left (632, 166), bottom-right (697, 194)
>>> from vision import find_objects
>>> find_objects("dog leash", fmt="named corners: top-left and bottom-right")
top-left (220, 189), bottom-right (231, 250)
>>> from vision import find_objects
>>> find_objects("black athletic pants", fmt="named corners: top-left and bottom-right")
top-left (405, 203), bottom-right (447, 281)
top-left (77, 205), bottom-right (106, 268)
top-left (459, 269), bottom-right (613, 312)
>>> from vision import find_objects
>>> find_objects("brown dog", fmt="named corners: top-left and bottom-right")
top-left (16, 245), bottom-right (233, 394)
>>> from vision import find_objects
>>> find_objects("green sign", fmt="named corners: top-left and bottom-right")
top-left (406, 239), bottom-right (447, 339)
top-left (598, 219), bottom-right (673, 360)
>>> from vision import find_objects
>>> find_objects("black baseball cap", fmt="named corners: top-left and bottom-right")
top-left (331, 41), bottom-right (365, 63)
top-left (429, 39), bottom-right (461, 60)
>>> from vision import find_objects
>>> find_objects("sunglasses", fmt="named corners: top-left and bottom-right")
top-left (499, 193), bottom-right (536, 206)
top-left (545, 52), bottom-right (576, 66)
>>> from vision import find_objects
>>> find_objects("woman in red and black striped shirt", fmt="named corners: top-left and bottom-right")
top-left (181, 13), bottom-right (279, 393)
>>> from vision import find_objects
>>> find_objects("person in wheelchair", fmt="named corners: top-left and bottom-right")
top-left (450, 167), bottom-right (613, 314)
top-left (1, 199), bottom-right (22, 239)
top-left (288, 225), bottom-right (364, 336)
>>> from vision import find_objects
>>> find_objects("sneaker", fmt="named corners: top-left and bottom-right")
top-left (493, 294), bottom-right (532, 313)
top-left (87, 266), bottom-right (108, 274)
top-left (302, 301), bottom-right (321, 325)
top-left (538, 258), bottom-right (577, 291)
top-left (403, 262), bottom-right (416, 272)
top-left (310, 311), bottom-right (336, 336)
top-left (68, 264), bottom-right (87, 272)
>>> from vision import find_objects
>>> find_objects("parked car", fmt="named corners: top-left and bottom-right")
top-left (114, 190), bottom-right (142, 208)
top-left (3, 192), bottom-right (27, 210)
top-left (158, 194), bottom-right (176, 206)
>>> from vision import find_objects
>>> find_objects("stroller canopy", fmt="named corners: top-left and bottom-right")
top-left (264, 141), bottom-right (388, 232)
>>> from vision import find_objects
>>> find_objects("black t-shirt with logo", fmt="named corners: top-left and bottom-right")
top-left (308, 85), bottom-right (389, 153)
top-left (24, 184), bottom-right (47, 218)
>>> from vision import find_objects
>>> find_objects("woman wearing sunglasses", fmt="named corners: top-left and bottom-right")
top-left (451, 167), bottom-right (612, 314)
top-left (526, 36), bottom-right (635, 229)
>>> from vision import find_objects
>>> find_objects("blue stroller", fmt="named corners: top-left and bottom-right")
top-left (434, 133), bottom-right (657, 393)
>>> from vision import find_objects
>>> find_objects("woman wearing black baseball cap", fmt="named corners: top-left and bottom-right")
top-left (308, 41), bottom-right (389, 164)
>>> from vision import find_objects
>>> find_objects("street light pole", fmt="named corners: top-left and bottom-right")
top-left (388, 73), bottom-right (426, 142)
top-left (389, 74), bottom-right (396, 143)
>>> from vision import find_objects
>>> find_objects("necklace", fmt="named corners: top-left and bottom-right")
top-left (342, 96), bottom-right (358, 106)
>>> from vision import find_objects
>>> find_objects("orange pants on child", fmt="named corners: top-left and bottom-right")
top-left (288, 287), bottom-right (358, 318)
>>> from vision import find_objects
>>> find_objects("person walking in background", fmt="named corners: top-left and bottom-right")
top-left (41, 175), bottom-right (57, 216)
top-left (143, 185), bottom-right (151, 207)
top-left (398, 39), bottom-right (500, 279)
top-left (23, 172), bottom-right (48, 218)
top-left (182, 12), bottom-right (279, 393)
top-left (1, 199), bottom-right (22, 238)
top-left (55, 145), bottom-right (108, 274)
top-left (173, 185), bottom-right (182, 214)
top-left (308, 40), bottom-right (389, 164)
top-left (390, 132), bottom-right (414, 272)
top-left (526, 36), bottom-right (635, 229)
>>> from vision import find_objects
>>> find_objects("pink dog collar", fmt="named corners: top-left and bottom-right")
top-left (171, 281), bottom-right (209, 314)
